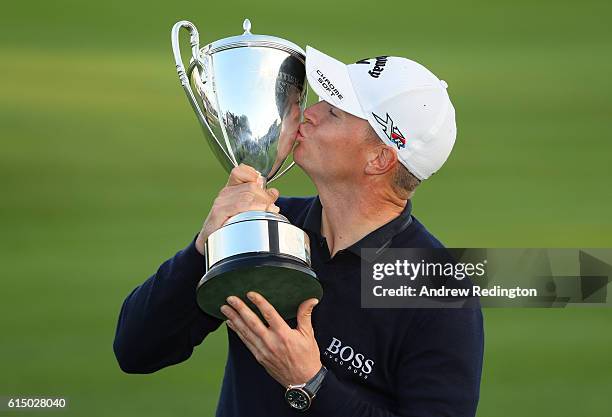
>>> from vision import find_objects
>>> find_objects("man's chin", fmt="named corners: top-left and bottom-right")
top-left (292, 145), bottom-right (303, 165)
top-left (292, 148), bottom-right (310, 173)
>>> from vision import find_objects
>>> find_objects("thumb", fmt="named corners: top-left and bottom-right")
top-left (266, 187), bottom-right (280, 201)
top-left (297, 298), bottom-right (319, 334)
top-left (227, 164), bottom-right (260, 186)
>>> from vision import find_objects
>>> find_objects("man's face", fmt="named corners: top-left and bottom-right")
top-left (293, 100), bottom-right (373, 182)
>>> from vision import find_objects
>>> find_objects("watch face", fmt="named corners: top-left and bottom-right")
top-left (285, 388), bottom-right (311, 411)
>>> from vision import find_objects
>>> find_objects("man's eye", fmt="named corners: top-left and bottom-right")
top-left (329, 108), bottom-right (338, 117)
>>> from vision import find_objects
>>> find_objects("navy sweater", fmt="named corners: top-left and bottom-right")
top-left (114, 196), bottom-right (484, 416)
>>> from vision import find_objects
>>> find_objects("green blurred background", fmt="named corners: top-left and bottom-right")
top-left (1, 0), bottom-right (611, 415)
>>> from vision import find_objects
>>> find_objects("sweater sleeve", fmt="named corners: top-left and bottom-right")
top-left (310, 308), bottom-right (484, 417)
top-left (113, 236), bottom-right (223, 373)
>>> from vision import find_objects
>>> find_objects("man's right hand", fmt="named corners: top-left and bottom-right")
top-left (195, 164), bottom-right (280, 255)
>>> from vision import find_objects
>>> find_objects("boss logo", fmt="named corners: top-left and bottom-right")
top-left (323, 337), bottom-right (375, 379)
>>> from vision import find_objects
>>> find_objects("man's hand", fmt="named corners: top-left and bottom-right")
top-left (195, 164), bottom-right (280, 255)
top-left (220, 292), bottom-right (322, 388)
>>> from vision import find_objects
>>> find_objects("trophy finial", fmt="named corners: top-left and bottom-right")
top-left (243, 18), bottom-right (252, 34)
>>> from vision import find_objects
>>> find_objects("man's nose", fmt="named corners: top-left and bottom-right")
top-left (303, 101), bottom-right (324, 124)
top-left (303, 105), bottom-right (315, 123)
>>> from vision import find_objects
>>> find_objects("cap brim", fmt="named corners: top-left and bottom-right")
top-left (305, 46), bottom-right (365, 119)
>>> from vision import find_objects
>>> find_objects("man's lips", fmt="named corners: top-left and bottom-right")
top-left (296, 125), bottom-right (306, 140)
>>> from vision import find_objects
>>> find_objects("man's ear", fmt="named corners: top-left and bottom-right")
top-left (364, 145), bottom-right (398, 175)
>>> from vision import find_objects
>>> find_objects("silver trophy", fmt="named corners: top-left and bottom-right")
top-left (171, 19), bottom-right (322, 320)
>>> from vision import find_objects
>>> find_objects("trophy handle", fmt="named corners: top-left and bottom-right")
top-left (171, 20), bottom-right (236, 167)
top-left (268, 161), bottom-right (295, 184)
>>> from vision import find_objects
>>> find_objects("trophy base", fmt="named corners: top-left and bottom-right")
top-left (197, 253), bottom-right (322, 320)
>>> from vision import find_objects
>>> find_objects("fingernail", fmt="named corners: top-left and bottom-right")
top-left (246, 292), bottom-right (255, 301)
top-left (226, 296), bottom-right (235, 305)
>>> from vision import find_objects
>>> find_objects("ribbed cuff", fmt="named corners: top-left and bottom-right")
top-left (172, 233), bottom-right (206, 287)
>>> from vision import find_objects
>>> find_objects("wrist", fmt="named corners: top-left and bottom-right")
top-left (300, 361), bottom-right (323, 385)
top-left (195, 231), bottom-right (207, 255)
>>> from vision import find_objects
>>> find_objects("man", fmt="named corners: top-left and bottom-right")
top-left (113, 46), bottom-right (483, 416)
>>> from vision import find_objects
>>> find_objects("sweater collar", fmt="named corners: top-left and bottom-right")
top-left (303, 196), bottom-right (413, 261)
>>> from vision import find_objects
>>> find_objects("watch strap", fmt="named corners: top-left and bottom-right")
top-left (303, 366), bottom-right (328, 397)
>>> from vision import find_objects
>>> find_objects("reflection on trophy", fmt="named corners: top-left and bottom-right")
top-left (171, 19), bottom-right (322, 319)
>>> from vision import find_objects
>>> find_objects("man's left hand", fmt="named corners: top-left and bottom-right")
top-left (220, 292), bottom-right (321, 387)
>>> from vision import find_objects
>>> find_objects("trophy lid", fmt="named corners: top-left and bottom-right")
top-left (224, 211), bottom-right (290, 226)
top-left (203, 19), bottom-right (305, 61)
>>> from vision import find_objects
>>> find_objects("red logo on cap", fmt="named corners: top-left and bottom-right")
top-left (391, 131), bottom-right (406, 145)
top-left (372, 112), bottom-right (406, 149)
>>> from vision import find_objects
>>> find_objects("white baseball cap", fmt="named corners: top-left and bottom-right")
top-left (305, 45), bottom-right (457, 180)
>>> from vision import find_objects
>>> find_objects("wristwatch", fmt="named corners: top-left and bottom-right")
top-left (285, 366), bottom-right (328, 412)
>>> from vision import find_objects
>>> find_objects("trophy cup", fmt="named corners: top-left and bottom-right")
top-left (171, 19), bottom-right (322, 320)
